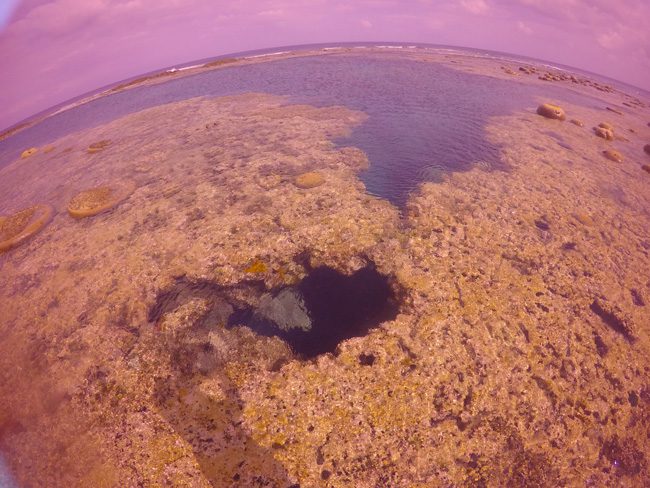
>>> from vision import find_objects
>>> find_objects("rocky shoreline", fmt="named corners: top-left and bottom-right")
top-left (0, 51), bottom-right (649, 487)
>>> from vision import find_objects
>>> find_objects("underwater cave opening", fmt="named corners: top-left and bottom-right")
top-left (227, 264), bottom-right (398, 359)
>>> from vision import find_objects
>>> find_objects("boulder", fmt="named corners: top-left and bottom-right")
top-left (536, 103), bottom-right (566, 121)
top-left (594, 127), bottom-right (614, 140)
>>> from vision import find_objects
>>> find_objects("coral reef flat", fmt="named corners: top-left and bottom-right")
top-left (0, 49), bottom-right (649, 487)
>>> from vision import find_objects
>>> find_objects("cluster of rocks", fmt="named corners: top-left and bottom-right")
top-left (513, 64), bottom-right (615, 93)
top-left (536, 102), bottom-right (650, 170)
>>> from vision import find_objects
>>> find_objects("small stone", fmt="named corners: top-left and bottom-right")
top-left (294, 171), bottom-right (325, 189)
top-left (570, 119), bottom-right (584, 127)
top-left (602, 150), bottom-right (623, 163)
top-left (536, 104), bottom-right (566, 120)
top-left (644, 144), bottom-right (650, 156)
top-left (43, 145), bottom-right (55, 154)
top-left (598, 122), bottom-right (614, 130)
top-left (20, 147), bottom-right (38, 159)
top-left (594, 127), bottom-right (614, 140)
top-left (87, 139), bottom-right (112, 154)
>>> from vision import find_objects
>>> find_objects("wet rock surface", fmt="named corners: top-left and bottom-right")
top-left (0, 52), bottom-right (649, 487)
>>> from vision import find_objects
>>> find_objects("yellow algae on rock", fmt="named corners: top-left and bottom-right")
top-left (602, 149), bottom-right (623, 163)
top-left (0, 204), bottom-right (53, 253)
top-left (245, 259), bottom-right (268, 274)
top-left (67, 181), bottom-right (135, 219)
top-left (20, 147), bottom-right (38, 159)
top-left (536, 103), bottom-right (566, 120)
top-left (573, 212), bottom-right (594, 227)
top-left (293, 171), bottom-right (325, 189)
top-left (87, 139), bottom-right (112, 154)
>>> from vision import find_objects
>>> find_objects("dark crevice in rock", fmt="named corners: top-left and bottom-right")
top-left (228, 264), bottom-right (398, 359)
top-left (630, 288), bottom-right (645, 307)
top-left (590, 298), bottom-right (636, 343)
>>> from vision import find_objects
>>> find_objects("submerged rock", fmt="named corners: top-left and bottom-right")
top-left (256, 288), bottom-right (312, 332)
top-left (644, 144), bottom-right (650, 156)
top-left (536, 103), bottom-right (566, 121)
top-left (294, 171), bottom-right (325, 189)
top-left (598, 122), bottom-right (614, 130)
top-left (642, 165), bottom-right (650, 174)
top-left (570, 119), bottom-right (584, 127)
top-left (20, 147), bottom-right (37, 159)
top-left (0, 204), bottom-right (53, 253)
top-left (603, 150), bottom-right (623, 163)
top-left (67, 181), bottom-right (135, 219)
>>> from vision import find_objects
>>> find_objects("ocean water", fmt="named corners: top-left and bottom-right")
top-left (0, 51), bottom-right (606, 206)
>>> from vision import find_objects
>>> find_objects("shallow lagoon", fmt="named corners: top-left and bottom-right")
top-left (0, 47), bottom-right (649, 487)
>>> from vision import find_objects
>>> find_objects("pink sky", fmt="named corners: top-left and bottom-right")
top-left (1, 0), bottom-right (649, 130)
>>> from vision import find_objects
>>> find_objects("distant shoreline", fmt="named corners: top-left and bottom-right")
top-left (1, 44), bottom-right (646, 144)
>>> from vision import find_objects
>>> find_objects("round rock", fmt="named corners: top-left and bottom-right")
top-left (602, 150), bottom-right (623, 163)
top-left (0, 204), bottom-right (53, 253)
top-left (294, 171), bottom-right (325, 189)
top-left (67, 181), bottom-right (135, 219)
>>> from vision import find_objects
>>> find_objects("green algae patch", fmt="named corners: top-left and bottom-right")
top-left (20, 147), bottom-right (38, 159)
top-left (87, 140), bottom-right (112, 154)
top-left (0, 204), bottom-right (53, 253)
top-left (294, 171), bottom-right (325, 189)
top-left (67, 181), bottom-right (135, 219)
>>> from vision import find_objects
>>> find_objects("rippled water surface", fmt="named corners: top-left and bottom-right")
top-left (0, 54), bottom-right (605, 204)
